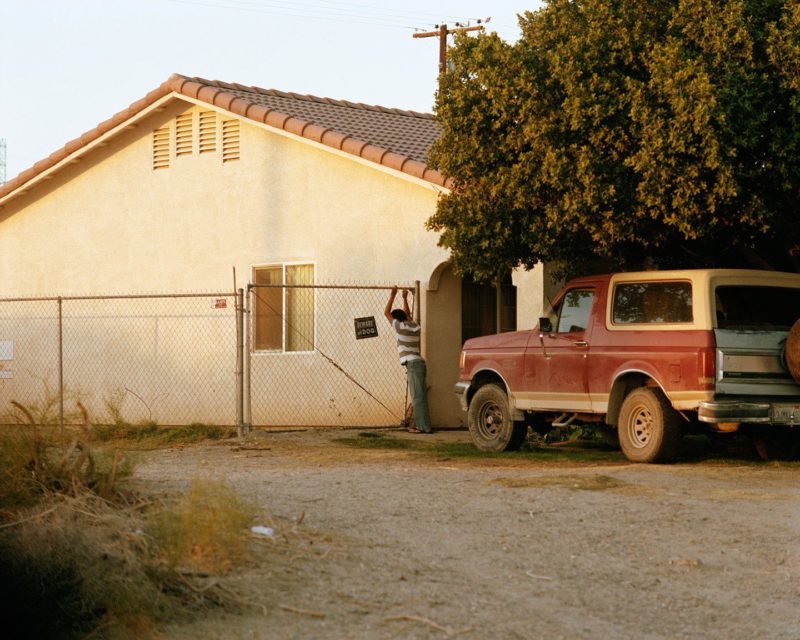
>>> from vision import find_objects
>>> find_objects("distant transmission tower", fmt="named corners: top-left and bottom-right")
top-left (0, 139), bottom-right (6, 184)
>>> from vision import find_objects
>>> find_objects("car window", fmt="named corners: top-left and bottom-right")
top-left (612, 281), bottom-right (692, 324)
top-left (555, 289), bottom-right (594, 333)
top-left (715, 285), bottom-right (800, 330)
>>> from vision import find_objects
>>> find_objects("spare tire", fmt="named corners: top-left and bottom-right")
top-left (785, 319), bottom-right (800, 384)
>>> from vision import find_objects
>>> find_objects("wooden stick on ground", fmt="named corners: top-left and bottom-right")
top-left (384, 614), bottom-right (472, 636)
top-left (278, 604), bottom-right (327, 618)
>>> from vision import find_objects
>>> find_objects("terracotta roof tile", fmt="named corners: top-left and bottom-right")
top-left (0, 73), bottom-right (452, 205)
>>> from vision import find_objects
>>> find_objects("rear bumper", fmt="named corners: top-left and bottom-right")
top-left (698, 400), bottom-right (800, 424)
top-left (698, 401), bottom-right (771, 423)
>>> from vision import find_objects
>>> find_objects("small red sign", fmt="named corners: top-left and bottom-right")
top-left (214, 299), bottom-right (227, 309)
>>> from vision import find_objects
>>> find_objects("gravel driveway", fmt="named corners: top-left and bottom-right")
top-left (133, 428), bottom-right (800, 640)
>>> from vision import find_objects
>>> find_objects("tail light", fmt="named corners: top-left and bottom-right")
top-left (698, 346), bottom-right (715, 388)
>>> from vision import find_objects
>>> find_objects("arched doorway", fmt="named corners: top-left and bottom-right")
top-left (424, 263), bottom-right (518, 428)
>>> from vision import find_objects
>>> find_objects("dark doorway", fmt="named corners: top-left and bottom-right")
top-left (461, 273), bottom-right (516, 344)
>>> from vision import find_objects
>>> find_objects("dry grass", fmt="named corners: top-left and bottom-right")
top-left (148, 476), bottom-right (257, 574)
top-left (0, 402), bottom-right (258, 638)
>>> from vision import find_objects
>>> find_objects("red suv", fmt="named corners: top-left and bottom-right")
top-left (455, 269), bottom-right (800, 462)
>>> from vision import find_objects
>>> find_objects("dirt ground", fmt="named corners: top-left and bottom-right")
top-left (132, 428), bottom-right (800, 640)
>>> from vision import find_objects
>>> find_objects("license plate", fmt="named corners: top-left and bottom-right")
top-left (771, 404), bottom-right (800, 423)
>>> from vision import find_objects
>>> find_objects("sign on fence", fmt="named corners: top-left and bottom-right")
top-left (354, 316), bottom-right (378, 340)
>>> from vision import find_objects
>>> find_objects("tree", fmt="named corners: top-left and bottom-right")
top-left (427, 0), bottom-right (800, 281)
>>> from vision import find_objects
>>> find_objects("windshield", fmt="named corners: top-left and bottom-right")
top-left (715, 285), bottom-right (800, 330)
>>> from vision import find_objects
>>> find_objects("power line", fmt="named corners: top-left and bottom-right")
top-left (158, 0), bottom-right (516, 33)
top-left (162, 0), bottom-right (420, 29)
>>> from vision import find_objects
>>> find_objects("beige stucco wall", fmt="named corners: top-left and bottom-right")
top-left (0, 100), bottom-right (462, 427)
top-left (424, 263), bottom-right (464, 427)
top-left (512, 264), bottom-right (554, 330)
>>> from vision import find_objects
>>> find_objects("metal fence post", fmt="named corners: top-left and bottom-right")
top-left (414, 280), bottom-right (421, 323)
top-left (235, 288), bottom-right (244, 438)
top-left (244, 285), bottom-right (252, 432)
top-left (57, 297), bottom-right (64, 434)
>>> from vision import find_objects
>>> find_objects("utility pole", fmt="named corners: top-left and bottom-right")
top-left (0, 139), bottom-right (6, 184)
top-left (413, 21), bottom-right (487, 77)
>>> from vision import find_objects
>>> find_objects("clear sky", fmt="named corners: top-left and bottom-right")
top-left (0, 0), bottom-right (543, 182)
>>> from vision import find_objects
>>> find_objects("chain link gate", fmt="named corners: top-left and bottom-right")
top-left (245, 283), bottom-right (418, 429)
top-left (0, 293), bottom-right (241, 428)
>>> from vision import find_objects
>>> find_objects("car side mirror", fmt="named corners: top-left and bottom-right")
top-left (539, 317), bottom-right (552, 334)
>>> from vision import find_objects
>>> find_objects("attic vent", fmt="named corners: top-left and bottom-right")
top-left (199, 111), bottom-right (216, 154)
top-left (176, 113), bottom-right (193, 157)
top-left (152, 127), bottom-right (170, 170)
top-left (222, 119), bottom-right (240, 163)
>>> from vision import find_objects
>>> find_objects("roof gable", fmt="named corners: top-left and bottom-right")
top-left (0, 74), bottom-right (451, 206)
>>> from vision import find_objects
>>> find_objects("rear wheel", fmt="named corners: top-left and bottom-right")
top-left (468, 384), bottom-right (527, 452)
top-left (618, 387), bottom-right (681, 463)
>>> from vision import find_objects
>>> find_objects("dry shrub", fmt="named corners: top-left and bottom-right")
top-left (0, 497), bottom-right (167, 639)
top-left (0, 403), bottom-right (256, 637)
top-left (148, 476), bottom-right (256, 574)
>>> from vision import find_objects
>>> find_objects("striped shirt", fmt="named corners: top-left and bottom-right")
top-left (392, 319), bottom-right (422, 364)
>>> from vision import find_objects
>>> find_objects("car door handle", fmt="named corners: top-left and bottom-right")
top-left (574, 340), bottom-right (588, 347)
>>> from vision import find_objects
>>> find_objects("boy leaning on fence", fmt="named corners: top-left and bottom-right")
top-left (384, 286), bottom-right (431, 434)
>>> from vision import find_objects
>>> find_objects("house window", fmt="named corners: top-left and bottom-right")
top-left (253, 264), bottom-right (315, 352)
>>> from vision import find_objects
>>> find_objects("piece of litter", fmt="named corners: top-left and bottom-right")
top-left (251, 526), bottom-right (274, 537)
top-left (525, 570), bottom-right (554, 580)
top-left (669, 558), bottom-right (700, 567)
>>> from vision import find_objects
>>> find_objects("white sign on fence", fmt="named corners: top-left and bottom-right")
top-left (0, 341), bottom-right (13, 378)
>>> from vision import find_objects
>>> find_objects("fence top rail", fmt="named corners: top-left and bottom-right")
top-left (249, 284), bottom-right (415, 291)
top-left (0, 292), bottom-right (238, 303)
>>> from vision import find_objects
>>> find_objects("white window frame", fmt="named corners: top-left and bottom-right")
top-left (251, 261), bottom-right (316, 354)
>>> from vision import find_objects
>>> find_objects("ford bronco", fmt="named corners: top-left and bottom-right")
top-left (455, 269), bottom-right (800, 462)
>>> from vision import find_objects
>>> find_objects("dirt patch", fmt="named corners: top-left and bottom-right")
top-left (491, 474), bottom-right (628, 491)
top-left (132, 428), bottom-right (800, 640)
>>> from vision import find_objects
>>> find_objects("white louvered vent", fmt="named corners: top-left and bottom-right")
top-left (222, 119), bottom-right (240, 163)
top-left (152, 127), bottom-right (170, 170)
top-left (176, 112), bottom-right (193, 157)
top-left (199, 111), bottom-right (217, 154)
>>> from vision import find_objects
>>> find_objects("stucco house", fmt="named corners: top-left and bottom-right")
top-left (0, 74), bottom-right (551, 429)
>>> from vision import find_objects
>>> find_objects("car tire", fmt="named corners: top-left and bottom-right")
top-left (618, 387), bottom-right (681, 463)
top-left (468, 384), bottom-right (527, 452)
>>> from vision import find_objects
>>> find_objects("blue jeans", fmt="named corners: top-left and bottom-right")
top-left (405, 359), bottom-right (431, 432)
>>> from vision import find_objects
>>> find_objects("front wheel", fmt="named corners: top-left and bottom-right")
top-left (467, 384), bottom-right (527, 452)
top-left (618, 387), bottom-right (681, 463)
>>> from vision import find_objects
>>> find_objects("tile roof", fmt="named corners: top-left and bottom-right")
top-left (0, 73), bottom-right (451, 205)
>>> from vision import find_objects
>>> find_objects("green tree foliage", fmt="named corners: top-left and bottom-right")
top-left (427, 0), bottom-right (800, 280)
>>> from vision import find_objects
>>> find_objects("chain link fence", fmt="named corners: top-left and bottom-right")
top-left (0, 293), bottom-right (240, 428)
top-left (246, 284), bottom-right (416, 428)
top-left (0, 284), bottom-right (416, 430)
